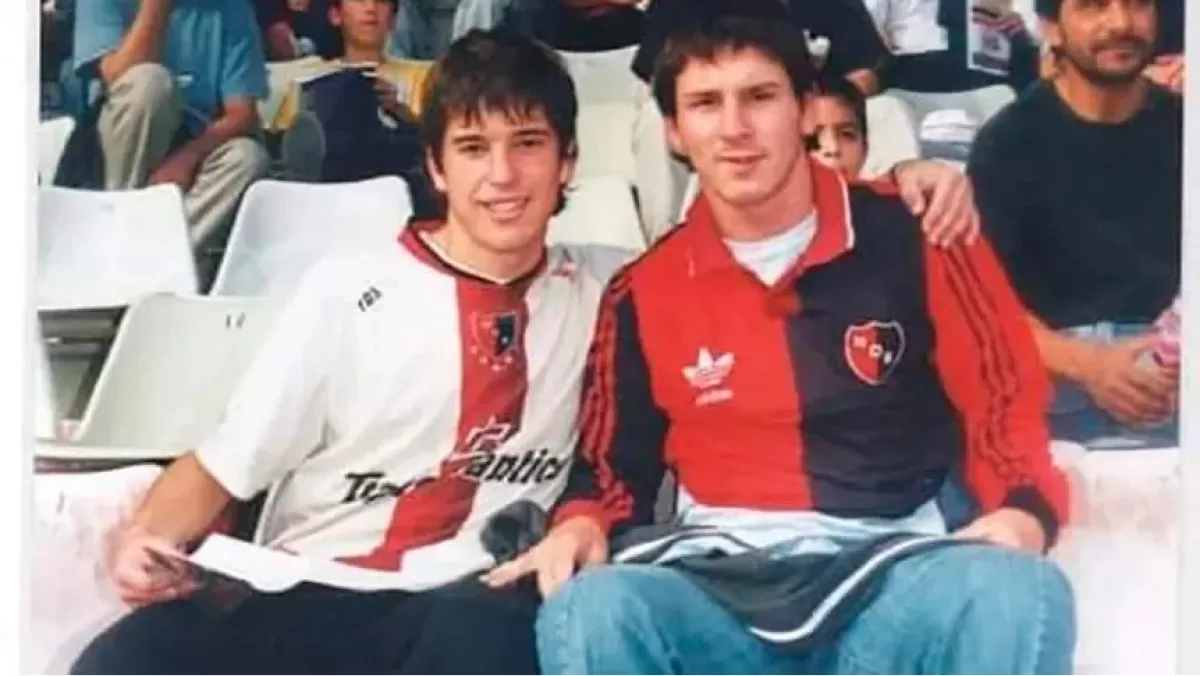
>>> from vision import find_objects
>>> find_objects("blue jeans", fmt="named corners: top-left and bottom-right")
top-left (1050, 322), bottom-right (1178, 449)
top-left (537, 544), bottom-right (1075, 674)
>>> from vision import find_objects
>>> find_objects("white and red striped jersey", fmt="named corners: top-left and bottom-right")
top-left (197, 223), bottom-right (632, 590)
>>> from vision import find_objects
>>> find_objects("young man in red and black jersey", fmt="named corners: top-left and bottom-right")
top-left (487, 12), bottom-right (1076, 675)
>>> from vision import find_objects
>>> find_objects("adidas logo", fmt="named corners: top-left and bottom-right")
top-left (682, 348), bottom-right (735, 390)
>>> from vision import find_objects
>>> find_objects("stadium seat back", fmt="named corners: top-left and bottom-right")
top-left (861, 93), bottom-right (922, 179)
top-left (37, 185), bottom-right (197, 312)
top-left (559, 47), bottom-right (687, 244)
top-left (39, 116), bottom-right (75, 184)
top-left (73, 293), bottom-right (285, 450)
top-left (548, 176), bottom-right (648, 251)
top-left (574, 102), bottom-right (640, 182)
top-left (559, 46), bottom-right (645, 104)
top-left (889, 85), bottom-right (1017, 132)
top-left (211, 176), bottom-right (413, 298)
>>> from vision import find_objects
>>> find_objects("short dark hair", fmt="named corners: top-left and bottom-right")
top-left (809, 74), bottom-right (869, 140)
top-left (651, 8), bottom-right (815, 119)
top-left (419, 30), bottom-right (578, 167)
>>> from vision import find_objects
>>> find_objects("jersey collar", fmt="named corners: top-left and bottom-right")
top-left (681, 160), bottom-right (857, 279)
top-left (399, 219), bottom-right (548, 293)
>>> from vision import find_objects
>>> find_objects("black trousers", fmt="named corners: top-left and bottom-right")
top-left (70, 578), bottom-right (541, 674)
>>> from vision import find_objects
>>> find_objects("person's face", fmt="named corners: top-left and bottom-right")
top-left (801, 94), bottom-right (867, 179)
top-left (1045, 0), bottom-right (1158, 85)
top-left (664, 47), bottom-right (807, 211)
top-left (330, 0), bottom-right (396, 52)
top-left (427, 107), bottom-right (575, 259)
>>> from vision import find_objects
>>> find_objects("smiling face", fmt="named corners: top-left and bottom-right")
top-left (664, 46), bottom-right (809, 213)
top-left (427, 106), bottom-right (575, 261)
top-left (1045, 0), bottom-right (1157, 86)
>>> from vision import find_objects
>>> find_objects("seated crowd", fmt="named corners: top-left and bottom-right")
top-left (37, 0), bottom-right (1183, 673)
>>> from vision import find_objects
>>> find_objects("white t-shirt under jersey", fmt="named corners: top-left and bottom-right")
top-left (724, 212), bottom-right (818, 285)
top-left (197, 224), bottom-right (631, 591)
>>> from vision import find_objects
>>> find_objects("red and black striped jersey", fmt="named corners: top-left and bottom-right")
top-left (554, 162), bottom-right (1070, 545)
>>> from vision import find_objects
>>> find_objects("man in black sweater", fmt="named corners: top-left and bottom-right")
top-left (968, 0), bottom-right (1181, 447)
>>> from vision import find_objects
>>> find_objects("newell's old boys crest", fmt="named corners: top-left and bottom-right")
top-left (844, 321), bottom-right (905, 386)
top-left (469, 311), bottom-right (521, 370)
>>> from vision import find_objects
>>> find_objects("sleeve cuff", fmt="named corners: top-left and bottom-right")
top-left (1002, 485), bottom-right (1060, 550)
top-left (550, 500), bottom-right (612, 535)
top-left (194, 445), bottom-right (260, 502)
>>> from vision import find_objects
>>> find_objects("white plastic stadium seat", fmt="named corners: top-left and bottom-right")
top-left (559, 47), bottom-right (690, 245)
top-left (888, 85), bottom-right (1017, 132)
top-left (860, 93), bottom-right (922, 179)
top-left (38, 116), bottom-right (75, 184)
top-left (1049, 445), bottom-right (1181, 674)
top-left (211, 176), bottom-right (413, 298)
top-left (917, 108), bottom-right (980, 161)
top-left (72, 293), bottom-right (285, 451)
top-left (559, 46), bottom-right (643, 103)
top-left (37, 185), bottom-right (198, 312)
top-left (548, 176), bottom-right (647, 251)
top-left (30, 462), bottom-right (163, 674)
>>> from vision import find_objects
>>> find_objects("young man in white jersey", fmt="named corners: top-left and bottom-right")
top-left (69, 25), bottom-right (984, 675)
top-left (70, 30), bottom-right (628, 675)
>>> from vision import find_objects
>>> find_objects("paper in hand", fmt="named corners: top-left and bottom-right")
top-left (187, 534), bottom-right (309, 594)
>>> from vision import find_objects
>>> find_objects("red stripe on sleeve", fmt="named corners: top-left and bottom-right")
top-left (553, 271), bottom-right (668, 534)
top-left (924, 238), bottom-right (1070, 532)
top-left (560, 274), bottom-right (636, 527)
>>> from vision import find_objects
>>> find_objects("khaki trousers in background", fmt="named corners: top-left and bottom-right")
top-left (96, 63), bottom-right (270, 253)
